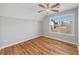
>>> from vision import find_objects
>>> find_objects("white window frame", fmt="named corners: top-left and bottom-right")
top-left (49, 13), bottom-right (74, 36)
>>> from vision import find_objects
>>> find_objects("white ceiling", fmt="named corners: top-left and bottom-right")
top-left (18, 3), bottom-right (79, 10)
top-left (16, 3), bottom-right (79, 14)
top-left (0, 3), bottom-right (79, 21)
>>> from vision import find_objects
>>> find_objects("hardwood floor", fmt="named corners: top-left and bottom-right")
top-left (0, 36), bottom-right (78, 55)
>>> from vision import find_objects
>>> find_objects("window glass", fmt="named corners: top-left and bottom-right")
top-left (49, 14), bottom-right (74, 35)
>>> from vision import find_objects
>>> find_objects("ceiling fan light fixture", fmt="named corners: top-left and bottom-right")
top-left (46, 9), bottom-right (50, 12)
top-left (38, 3), bottom-right (60, 13)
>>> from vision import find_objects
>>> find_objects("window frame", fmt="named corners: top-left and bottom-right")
top-left (49, 13), bottom-right (74, 36)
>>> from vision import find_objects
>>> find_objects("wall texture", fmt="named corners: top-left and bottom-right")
top-left (42, 8), bottom-right (78, 44)
top-left (0, 16), bottom-right (41, 48)
top-left (0, 4), bottom-right (43, 48)
top-left (0, 4), bottom-right (44, 21)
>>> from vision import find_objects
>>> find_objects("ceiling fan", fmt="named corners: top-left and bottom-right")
top-left (38, 3), bottom-right (60, 13)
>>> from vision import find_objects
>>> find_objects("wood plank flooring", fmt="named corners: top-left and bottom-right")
top-left (0, 36), bottom-right (78, 55)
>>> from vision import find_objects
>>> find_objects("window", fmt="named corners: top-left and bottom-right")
top-left (49, 14), bottom-right (74, 35)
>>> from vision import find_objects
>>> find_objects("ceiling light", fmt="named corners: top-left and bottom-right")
top-left (38, 3), bottom-right (60, 13)
top-left (46, 9), bottom-right (50, 12)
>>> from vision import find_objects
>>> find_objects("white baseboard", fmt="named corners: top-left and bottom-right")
top-left (42, 35), bottom-right (78, 45)
top-left (0, 35), bottom-right (78, 50)
top-left (0, 35), bottom-right (41, 50)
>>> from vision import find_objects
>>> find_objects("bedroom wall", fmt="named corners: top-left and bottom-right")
top-left (0, 4), bottom-right (42, 48)
top-left (0, 4), bottom-right (38, 20)
top-left (0, 16), bottom-right (41, 48)
top-left (42, 8), bottom-right (78, 44)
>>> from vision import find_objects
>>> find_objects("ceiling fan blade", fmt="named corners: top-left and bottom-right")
top-left (51, 9), bottom-right (59, 12)
top-left (38, 10), bottom-right (45, 13)
top-left (46, 3), bottom-right (49, 8)
top-left (38, 4), bottom-right (46, 8)
top-left (50, 3), bottom-right (60, 8)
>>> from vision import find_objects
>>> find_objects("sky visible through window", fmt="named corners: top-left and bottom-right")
top-left (51, 15), bottom-right (73, 22)
top-left (60, 15), bottom-right (73, 21)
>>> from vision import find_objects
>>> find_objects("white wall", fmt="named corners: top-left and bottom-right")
top-left (0, 3), bottom-right (42, 48)
top-left (0, 4), bottom-right (43, 21)
top-left (1, 4), bottom-right (32, 20)
top-left (42, 8), bottom-right (78, 44)
top-left (0, 16), bottom-right (41, 48)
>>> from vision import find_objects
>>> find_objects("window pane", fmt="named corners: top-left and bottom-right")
top-left (50, 17), bottom-right (60, 32)
top-left (60, 14), bottom-right (73, 34)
